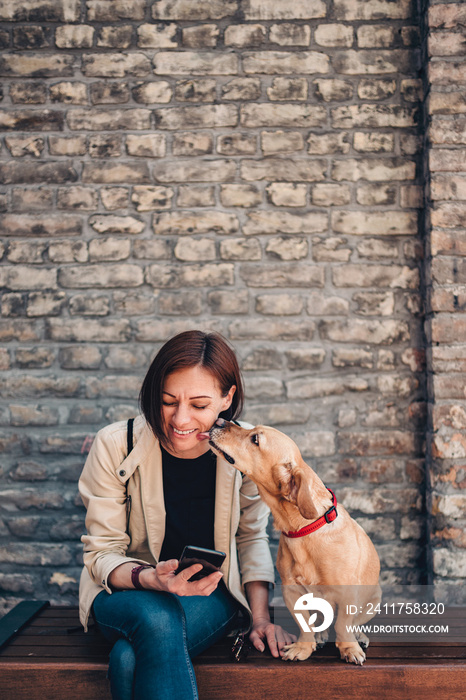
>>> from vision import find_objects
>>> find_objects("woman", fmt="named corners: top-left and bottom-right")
top-left (79, 330), bottom-right (295, 699)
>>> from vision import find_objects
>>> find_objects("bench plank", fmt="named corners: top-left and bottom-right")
top-left (1, 660), bottom-right (466, 700)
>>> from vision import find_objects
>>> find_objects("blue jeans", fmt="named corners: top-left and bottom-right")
top-left (92, 584), bottom-right (240, 700)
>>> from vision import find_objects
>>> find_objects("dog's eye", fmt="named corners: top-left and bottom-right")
top-left (251, 434), bottom-right (259, 446)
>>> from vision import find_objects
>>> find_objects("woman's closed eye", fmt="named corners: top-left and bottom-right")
top-left (163, 401), bottom-right (209, 410)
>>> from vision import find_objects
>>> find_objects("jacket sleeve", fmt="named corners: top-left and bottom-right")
top-left (79, 426), bottom-right (147, 593)
top-left (235, 474), bottom-right (275, 586)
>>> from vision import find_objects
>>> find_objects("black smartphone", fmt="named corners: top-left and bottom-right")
top-left (175, 545), bottom-right (226, 581)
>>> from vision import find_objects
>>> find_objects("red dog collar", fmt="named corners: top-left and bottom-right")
top-left (282, 488), bottom-right (338, 538)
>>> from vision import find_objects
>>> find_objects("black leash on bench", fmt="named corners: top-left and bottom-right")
top-left (0, 600), bottom-right (50, 650)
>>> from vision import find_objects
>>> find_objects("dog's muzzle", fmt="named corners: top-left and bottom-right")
top-left (209, 419), bottom-right (235, 465)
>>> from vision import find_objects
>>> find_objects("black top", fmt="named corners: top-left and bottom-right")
top-left (159, 446), bottom-right (217, 562)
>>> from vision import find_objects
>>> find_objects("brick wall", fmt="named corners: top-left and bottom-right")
top-left (423, 0), bottom-right (466, 596)
top-left (0, 0), bottom-right (453, 612)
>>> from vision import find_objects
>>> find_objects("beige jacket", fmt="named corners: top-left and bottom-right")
top-left (78, 415), bottom-right (275, 631)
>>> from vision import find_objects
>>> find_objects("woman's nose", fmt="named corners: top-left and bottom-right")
top-left (173, 404), bottom-right (190, 425)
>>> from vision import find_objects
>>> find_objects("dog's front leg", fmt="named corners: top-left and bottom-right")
top-left (334, 607), bottom-right (366, 665)
top-left (281, 585), bottom-right (317, 661)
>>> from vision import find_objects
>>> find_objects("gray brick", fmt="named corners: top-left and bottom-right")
top-left (82, 162), bottom-right (150, 184)
top-left (10, 82), bottom-right (47, 104)
top-left (96, 26), bottom-right (133, 49)
top-left (217, 133), bottom-right (257, 155)
top-left (87, 0), bottom-right (145, 21)
top-left (175, 80), bottom-right (216, 102)
top-left (220, 238), bottom-right (262, 261)
top-left (243, 1), bottom-right (326, 21)
top-left (241, 158), bottom-right (326, 182)
top-left (240, 263), bottom-right (324, 287)
top-left (152, 0), bottom-right (238, 20)
top-left (208, 290), bottom-right (249, 314)
top-left (174, 237), bottom-right (216, 262)
top-left (132, 81), bottom-right (172, 104)
top-left (182, 25), bottom-right (219, 49)
top-left (243, 211), bottom-right (326, 235)
top-left (224, 25), bottom-right (266, 47)
top-left (81, 53), bottom-right (151, 78)
top-left (333, 0), bottom-right (412, 21)
top-left (132, 186), bottom-right (174, 211)
top-left (320, 319), bottom-right (410, 345)
top-left (0, 0), bottom-right (80, 22)
top-left (154, 105), bottom-right (237, 129)
top-left (90, 82), bottom-right (130, 105)
top-left (48, 318), bottom-right (131, 343)
top-left (267, 77), bottom-right (308, 101)
top-left (241, 104), bottom-right (326, 128)
top-left (138, 23), bottom-right (177, 48)
top-left (49, 81), bottom-right (87, 104)
top-left (154, 52), bottom-right (238, 75)
top-left (55, 25), bottom-right (94, 49)
top-left (332, 158), bottom-right (416, 182)
top-left (229, 319), bottom-right (315, 341)
top-left (0, 54), bottom-right (74, 77)
top-left (158, 291), bottom-right (203, 315)
top-left (0, 162), bottom-right (77, 185)
top-left (146, 263), bottom-right (234, 288)
top-left (154, 160), bottom-right (235, 183)
top-left (222, 78), bottom-right (261, 101)
top-left (177, 186), bottom-right (215, 207)
top-left (153, 211), bottom-right (238, 235)
top-left (67, 108), bottom-right (151, 131)
top-left (58, 264), bottom-right (144, 288)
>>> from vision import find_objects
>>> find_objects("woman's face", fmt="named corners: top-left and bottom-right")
top-left (162, 365), bottom-right (236, 459)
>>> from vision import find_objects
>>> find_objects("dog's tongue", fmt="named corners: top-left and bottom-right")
top-left (197, 431), bottom-right (210, 441)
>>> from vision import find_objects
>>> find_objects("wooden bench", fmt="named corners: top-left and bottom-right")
top-left (0, 602), bottom-right (465, 700)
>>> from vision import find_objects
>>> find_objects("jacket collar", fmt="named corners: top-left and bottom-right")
top-left (115, 415), bottom-right (158, 483)
top-left (214, 455), bottom-right (239, 553)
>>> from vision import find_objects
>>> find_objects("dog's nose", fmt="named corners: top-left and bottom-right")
top-left (215, 417), bottom-right (226, 427)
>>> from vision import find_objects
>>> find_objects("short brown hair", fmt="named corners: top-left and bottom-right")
top-left (139, 330), bottom-right (244, 447)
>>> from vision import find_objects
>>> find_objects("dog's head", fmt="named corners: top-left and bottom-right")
top-left (209, 419), bottom-right (321, 520)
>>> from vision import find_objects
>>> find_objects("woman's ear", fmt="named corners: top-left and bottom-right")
top-left (223, 384), bottom-right (236, 410)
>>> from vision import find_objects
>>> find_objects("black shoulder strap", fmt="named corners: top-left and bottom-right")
top-left (124, 418), bottom-right (135, 500)
top-left (127, 417), bottom-right (135, 457)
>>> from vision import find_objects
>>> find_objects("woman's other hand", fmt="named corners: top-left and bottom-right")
top-left (249, 619), bottom-right (297, 658)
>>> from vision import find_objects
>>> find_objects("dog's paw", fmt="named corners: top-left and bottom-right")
top-left (281, 641), bottom-right (316, 661)
top-left (315, 630), bottom-right (329, 649)
top-left (338, 643), bottom-right (366, 666)
top-left (356, 631), bottom-right (370, 650)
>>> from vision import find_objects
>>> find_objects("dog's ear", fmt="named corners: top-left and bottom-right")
top-left (288, 460), bottom-right (320, 520)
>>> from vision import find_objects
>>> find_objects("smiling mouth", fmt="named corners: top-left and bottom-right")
top-left (209, 438), bottom-right (235, 465)
top-left (172, 427), bottom-right (196, 436)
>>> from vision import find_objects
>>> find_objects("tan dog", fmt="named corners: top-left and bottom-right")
top-left (209, 419), bottom-right (381, 665)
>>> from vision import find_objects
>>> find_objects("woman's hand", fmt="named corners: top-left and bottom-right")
top-left (243, 580), bottom-right (297, 657)
top-left (108, 559), bottom-right (223, 596)
top-left (249, 618), bottom-right (297, 658)
top-left (142, 559), bottom-right (223, 597)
